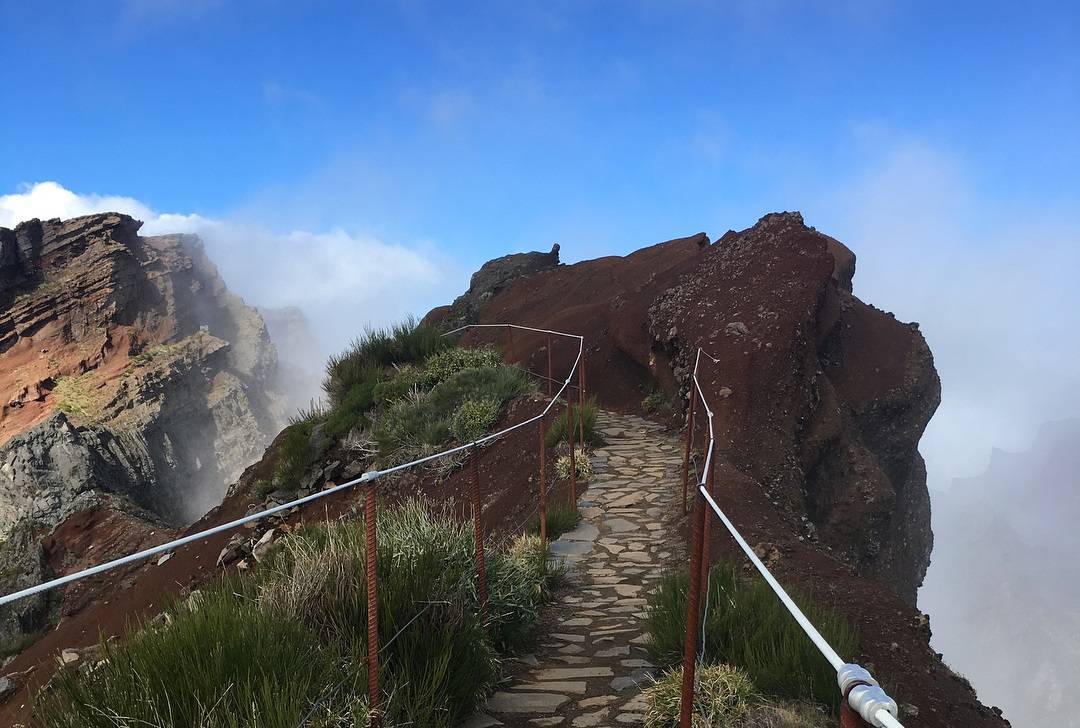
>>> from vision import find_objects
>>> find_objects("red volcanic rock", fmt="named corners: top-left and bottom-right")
top-left (428, 213), bottom-right (1003, 727)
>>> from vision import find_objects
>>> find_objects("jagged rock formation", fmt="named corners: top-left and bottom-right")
top-left (431, 214), bottom-right (940, 597)
top-left (428, 214), bottom-right (1005, 726)
top-left (0, 213), bottom-right (286, 655)
top-left (431, 243), bottom-right (561, 328)
top-left (649, 212), bottom-right (938, 600)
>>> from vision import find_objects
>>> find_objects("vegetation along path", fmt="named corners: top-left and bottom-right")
top-left (474, 410), bottom-right (684, 727)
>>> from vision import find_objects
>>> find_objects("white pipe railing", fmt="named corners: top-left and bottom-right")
top-left (0, 324), bottom-right (583, 608)
top-left (690, 347), bottom-right (903, 728)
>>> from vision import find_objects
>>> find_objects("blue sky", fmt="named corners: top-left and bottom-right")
top-left (2, 1), bottom-right (1077, 258)
top-left (1, 0), bottom-right (1079, 486)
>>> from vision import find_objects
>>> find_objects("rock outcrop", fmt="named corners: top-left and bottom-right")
top-left (431, 243), bottom-right (561, 328)
top-left (0, 213), bottom-right (286, 653)
top-left (427, 214), bottom-right (1004, 726)
top-left (648, 212), bottom-right (938, 600)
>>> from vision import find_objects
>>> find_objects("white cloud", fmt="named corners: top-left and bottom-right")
top-left (0, 181), bottom-right (158, 228)
top-left (0, 182), bottom-right (461, 360)
top-left (813, 138), bottom-right (1080, 487)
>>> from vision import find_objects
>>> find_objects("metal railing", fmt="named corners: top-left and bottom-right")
top-left (0, 323), bottom-right (587, 727)
top-left (679, 348), bottom-right (904, 728)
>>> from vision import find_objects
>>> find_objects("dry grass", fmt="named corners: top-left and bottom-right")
top-left (643, 664), bottom-right (831, 728)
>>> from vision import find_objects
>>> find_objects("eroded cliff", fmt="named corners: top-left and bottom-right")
top-left (0, 213), bottom-right (286, 656)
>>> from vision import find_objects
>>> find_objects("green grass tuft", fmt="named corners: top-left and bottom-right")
top-left (37, 500), bottom-right (557, 728)
top-left (642, 390), bottom-right (671, 415)
top-left (644, 664), bottom-right (757, 728)
top-left (645, 562), bottom-right (857, 711)
top-left (555, 446), bottom-right (594, 481)
top-left (527, 499), bottom-right (582, 540)
top-left (545, 395), bottom-right (603, 448)
top-left (642, 664), bottom-right (831, 728)
top-left (323, 317), bottom-right (448, 408)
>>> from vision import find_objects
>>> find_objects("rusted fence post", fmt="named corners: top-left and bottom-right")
top-left (679, 482), bottom-right (708, 728)
top-left (838, 680), bottom-right (874, 728)
top-left (681, 391), bottom-right (697, 513)
top-left (698, 441), bottom-right (716, 609)
top-left (547, 334), bottom-right (553, 398)
top-left (839, 702), bottom-right (869, 728)
top-left (567, 394), bottom-right (577, 504)
top-left (699, 419), bottom-right (713, 582)
top-left (470, 449), bottom-right (489, 626)
top-left (364, 484), bottom-right (381, 727)
top-left (506, 324), bottom-right (514, 360)
top-left (577, 353), bottom-right (586, 447)
top-left (538, 414), bottom-right (548, 544)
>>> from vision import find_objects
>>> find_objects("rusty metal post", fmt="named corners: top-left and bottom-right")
top-left (698, 444), bottom-right (716, 609)
top-left (699, 421), bottom-right (712, 577)
top-left (839, 702), bottom-right (869, 728)
top-left (538, 414), bottom-right (548, 544)
top-left (364, 484), bottom-right (380, 727)
top-left (506, 324), bottom-right (514, 360)
top-left (839, 682), bottom-right (872, 728)
top-left (681, 391), bottom-right (697, 513)
top-left (567, 394), bottom-right (577, 504)
top-left (547, 334), bottom-right (553, 398)
top-left (678, 484), bottom-right (708, 728)
top-left (577, 353), bottom-right (586, 447)
top-left (469, 450), bottom-right (490, 626)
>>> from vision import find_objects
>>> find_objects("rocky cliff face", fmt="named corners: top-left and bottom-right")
top-left (427, 214), bottom-right (1006, 726)
top-left (648, 212), bottom-right (939, 600)
top-left (0, 213), bottom-right (284, 528)
top-left (0, 213), bottom-right (285, 656)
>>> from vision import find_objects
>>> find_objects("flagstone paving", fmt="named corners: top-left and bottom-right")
top-left (468, 411), bottom-right (685, 728)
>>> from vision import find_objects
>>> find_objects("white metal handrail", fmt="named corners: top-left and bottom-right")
top-left (689, 348), bottom-right (903, 728)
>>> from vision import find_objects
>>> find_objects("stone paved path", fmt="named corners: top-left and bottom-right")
top-left (469, 411), bottom-right (684, 728)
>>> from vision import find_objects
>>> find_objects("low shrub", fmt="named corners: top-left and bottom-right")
top-left (371, 365), bottom-right (422, 407)
top-left (450, 397), bottom-right (501, 443)
top-left (642, 390), bottom-right (670, 415)
top-left (545, 395), bottom-right (603, 448)
top-left (422, 346), bottom-right (503, 387)
top-left (555, 446), bottom-right (594, 481)
top-left (376, 365), bottom-right (527, 465)
top-left (645, 562), bottom-right (857, 710)
top-left (427, 366), bottom-right (528, 413)
top-left (644, 664), bottom-right (756, 728)
top-left (274, 420), bottom-right (321, 488)
top-left (325, 370), bottom-right (381, 439)
top-left (527, 499), bottom-right (582, 540)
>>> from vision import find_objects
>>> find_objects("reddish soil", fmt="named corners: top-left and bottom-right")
top-left (430, 232), bottom-right (711, 411)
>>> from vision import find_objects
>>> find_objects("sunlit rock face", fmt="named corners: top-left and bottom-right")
top-left (0, 212), bottom-right (287, 651)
